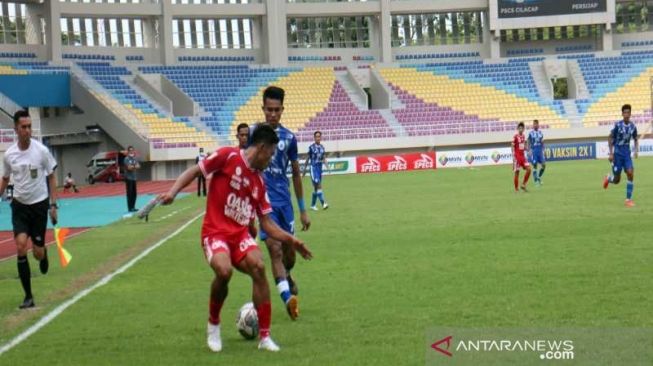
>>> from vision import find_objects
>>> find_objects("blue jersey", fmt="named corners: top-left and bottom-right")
top-left (308, 143), bottom-right (326, 167)
top-left (250, 123), bottom-right (298, 206)
top-left (528, 129), bottom-right (544, 152)
top-left (611, 121), bottom-right (638, 157)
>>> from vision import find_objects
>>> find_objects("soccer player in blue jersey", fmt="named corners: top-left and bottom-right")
top-left (251, 86), bottom-right (310, 320)
top-left (303, 131), bottom-right (329, 211)
top-left (527, 120), bottom-right (546, 186)
top-left (603, 104), bottom-right (639, 207)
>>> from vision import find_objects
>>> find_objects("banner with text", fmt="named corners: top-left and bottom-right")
top-left (543, 142), bottom-right (596, 161)
top-left (498, 0), bottom-right (607, 19)
top-left (356, 152), bottom-right (436, 174)
top-left (293, 157), bottom-right (357, 176)
top-left (436, 148), bottom-right (513, 169)
top-left (596, 139), bottom-right (653, 159)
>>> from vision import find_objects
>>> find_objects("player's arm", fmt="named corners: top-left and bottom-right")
top-left (608, 132), bottom-right (615, 162)
top-left (47, 172), bottom-right (58, 225)
top-left (289, 137), bottom-right (310, 231)
top-left (510, 139), bottom-right (516, 161)
top-left (0, 176), bottom-right (9, 197)
top-left (159, 165), bottom-right (202, 204)
top-left (634, 128), bottom-right (639, 159)
top-left (260, 214), bottom-right (312, 260)
top-left (0, 156), bottom-right (9, 196)
top-left (302, 154), bottom-right (310, 178)
top-left (291, 160), bottom-right (310, 230)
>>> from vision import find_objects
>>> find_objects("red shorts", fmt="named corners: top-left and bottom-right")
top-left (201, 231), bottom-right (259, 265)
top-left (513, 155), bottom-right (530, 172)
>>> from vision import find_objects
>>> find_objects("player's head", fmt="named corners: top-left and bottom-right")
top-left (533, 119), bottom-right (539, 130)
top-left (262, 86), bottom-right (285, 128)
top-left (622, 104), bottom-right (631, 122)
top-left (248, 124), bottom-right (280, 170)
top-left (199, 147), bottom-right (204, 154)
top-left (13, 110), bottom-right (32, 142)
top-left (314, 130), bottom-right (322, 144)
top-left (127, 145), bottom-right (135, 156)
top-left (67, 172), bottom-right (72, 178)
top-left (517, 122), bottom-right (525, 134)
top-left (236, 123), bottom-right (250, 148)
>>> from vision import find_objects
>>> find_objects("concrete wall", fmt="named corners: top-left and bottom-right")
top-left (613, 30), bottom-right (653, 50)
top-left (369, 68), bottom-right (391, 110)
top-left (134, 74), bottom-right (173, 114)
top-left (70, 77), bottom-right (149, 156)
top-left (160, 75), bottom-right (197, 117)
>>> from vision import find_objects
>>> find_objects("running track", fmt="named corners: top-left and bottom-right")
top-left (0, 181), bottom-right (196, 261)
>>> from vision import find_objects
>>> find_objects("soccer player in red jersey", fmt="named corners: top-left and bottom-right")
top-left (158, 124), bottom-right (312, 353)
top-left (512, 122), bottom-right (532, 192)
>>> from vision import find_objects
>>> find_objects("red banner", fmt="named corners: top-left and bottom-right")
top-left (356, 152), bottom-right (436, 173)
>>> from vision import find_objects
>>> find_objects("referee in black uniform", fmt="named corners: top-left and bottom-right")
top-left (0, 110), bottom-right (58, 309)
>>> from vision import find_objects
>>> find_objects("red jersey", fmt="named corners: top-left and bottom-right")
top-left (512, 133), bottom-right (527, 159)
top-left (199, 147), bottom-right (272, 238)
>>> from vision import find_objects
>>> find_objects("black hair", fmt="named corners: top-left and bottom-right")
top-left (263, 86), bottom-right (285, 105)
top-left (237, 123), bottom-right (250, 133)
top-left (533, 119), bottom-right (539, 124)
top-left (314, 130), bottom-right (322, 137)
top-left (518, 122), bottom-right (525, 128)
top-left (13, 110), bottom-right (29, 125)
top-left (127, 145), bottom-right (134, 151)
top-left (250, 124), bottom-right (280, 146)
top-left (622, 104), bottom-right (632, 112)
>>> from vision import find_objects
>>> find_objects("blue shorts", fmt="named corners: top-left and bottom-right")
top-left (612, 154), bottom-right (633, 176)
top-left (530, 149), bottom-right (545, 165)
top-left (310, 164), bottom-right (323, 185)
top-left (259, 203), bottom-right (294, 241)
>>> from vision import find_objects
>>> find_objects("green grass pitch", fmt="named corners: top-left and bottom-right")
top-left (0, 159), bottom-right (651, 365)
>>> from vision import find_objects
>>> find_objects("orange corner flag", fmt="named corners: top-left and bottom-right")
top-left (54, 227), bottom-right (72, 268)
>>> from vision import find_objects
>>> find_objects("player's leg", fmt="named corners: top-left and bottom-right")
top-left (532, 162), bottom-right (539, 183)
top-left (235, 247), bottom-right (278, 351)
top-left (624, 156), bottom-right (635, 206)
top-left (314, 166), bottom-right (327, 208)
top-left (12, 201), bottom-right (37, 308)
top-left (260, 208), bottom-right (298, 319)
top-left (206, 250), bottom-right (232, 352)
top-left (29, 200), bottom-right (49, 274)
top-left (538, 152), bottom-right (546, 183)
top-left (310, 166), bottom-right (319, 210)
top-left (609, 155), bottom-right (624, 186)
top-left (522, 164), bottom-right (531, 190)
top-left (513, 170), bottom-right (520, 192)
top-left (15, 233), bottom-right (33, 308)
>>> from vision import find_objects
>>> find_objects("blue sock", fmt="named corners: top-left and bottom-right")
top-left (533, 170), bottom-right (539, 182)
top-left (317, 190), bottom-right (325, 204)
top-left (539, 167), bottom-right (545, 179)
top-left (311, 192), bottom-right (317, 207)
top-left (626, 181), bottom-right (634, 200)
top-left (275, 278), bottom-right (292, 304)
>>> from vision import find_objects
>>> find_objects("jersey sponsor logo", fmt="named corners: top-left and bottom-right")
top-left (278, 140), bottom-right (286, 151)
top-left (230, 166), bottom-right (243, 190)
top-left (388, 156), bottom-right (408, 171)
top-left (414, 154), bottom-right (435, 169)
top-left (224, 192), bottom-right (253, 226)
top-left (238, 237), bottom-right (257, 252)
top-left (361, 157), bottom-right (381, 172)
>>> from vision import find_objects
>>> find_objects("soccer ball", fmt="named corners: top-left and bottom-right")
top-left (236, 302), bottom-right (258, 340)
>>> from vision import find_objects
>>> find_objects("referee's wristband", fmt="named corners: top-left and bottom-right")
top-left (297, 198), bottom-right (306, 212)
